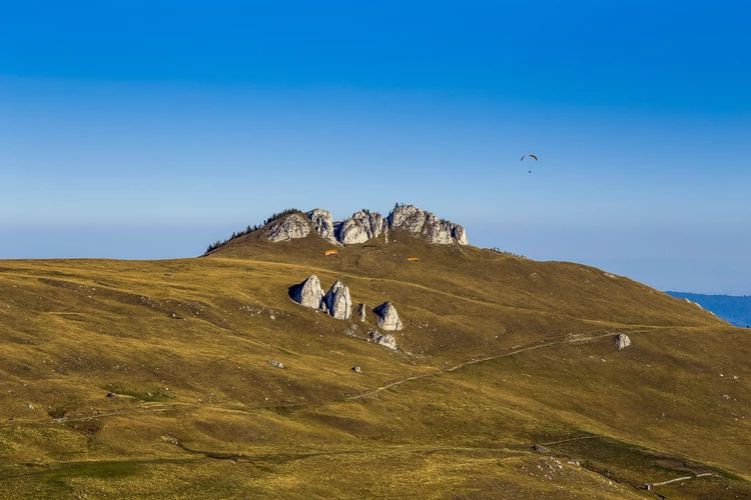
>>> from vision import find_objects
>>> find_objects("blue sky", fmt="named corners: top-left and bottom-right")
top-left (1, 1), bottom-right (750, 294)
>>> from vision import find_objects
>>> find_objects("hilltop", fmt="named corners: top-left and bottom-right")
top-left (0, 205), bottom-right (749, 498)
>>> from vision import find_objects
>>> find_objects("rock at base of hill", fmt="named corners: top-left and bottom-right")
top-left (369, 330), bottom-right (398, 350)
top-left (289, 275), bottom-right (325, 309)
top-left (614, 333), bottom-right (632, 351)
top-left (324, 281), bottom-right (352, 320)
top-left (374, 301), bottom-right (403, 331)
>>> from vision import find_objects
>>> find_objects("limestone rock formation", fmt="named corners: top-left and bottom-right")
top-left (374, 302), bottom-right (403, 331)
top-left (614, 333), bottom-right (632, 351)
top-left (307, 209), bottom-right (337, 244)
top-left (266, 213), bottom-right (311, 242)
top-left (358, 303), bottom-right (367, 322)
top-left (263, 204), bottom-right (467, 246)
top-left (290, 275), bottom-right (325, 309)
top-left (388, 204), bottom-right (467, 245)
top-left (369, 330), bottom-right (398, 350)
top-left (336, 210), bottom-right (387, 244)
top-left (324, 281), bottom-right (352, 320)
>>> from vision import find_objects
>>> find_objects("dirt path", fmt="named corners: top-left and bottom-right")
top-left (348, 329), bottom-right (647, 401)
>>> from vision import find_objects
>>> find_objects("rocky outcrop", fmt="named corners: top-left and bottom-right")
top-left (374, 302), bottom-right (403, 331)
top-left (336, 210), bottom-right (387, 244)
top-left (307, 209), bottom-right (337, 244)
top-left (291, 276), bottom-right (353, 320)
top-left (266, 213), bottom-right (311, 242)
top-left (264, 204), bottom-right (467, 246)
top-left (324, 281), bottom-right (352, 320)
top-left (388, 204), bottom-right (467, 245)
top-left (614, 333), bottom-right (632, 351)
top-left (357, 303), bottom-right (367, 322)
top-left (369, 330), bottom-right (398, 350)
top-left (290, 275), bottom-right (325, 309)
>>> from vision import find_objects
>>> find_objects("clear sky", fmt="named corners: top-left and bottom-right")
top-left (1, 1), bottom-right (749, 294)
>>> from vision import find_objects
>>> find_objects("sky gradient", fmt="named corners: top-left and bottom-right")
top-left (1, 1), bottom-right (750, 294)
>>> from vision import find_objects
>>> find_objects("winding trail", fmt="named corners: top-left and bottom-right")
top-left (347, 329), bottom-right (649, 401)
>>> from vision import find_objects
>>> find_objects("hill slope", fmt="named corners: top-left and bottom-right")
top-left (0, 224), bottom-right (748, 498)
top-left (667, 291), bottom-right (751, 328)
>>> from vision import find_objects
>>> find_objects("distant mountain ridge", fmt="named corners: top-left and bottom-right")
top-left (667, 291), bottom-right (751, 327)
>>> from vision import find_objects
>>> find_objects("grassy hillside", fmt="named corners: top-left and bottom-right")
top-left (0, 231), bottom-right (748, 498)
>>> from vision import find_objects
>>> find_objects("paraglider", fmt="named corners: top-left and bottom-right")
top-left (520, 153), bottom-right (538, 173)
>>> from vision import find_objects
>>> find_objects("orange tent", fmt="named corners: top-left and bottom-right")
top-left (407, 257), bottom-right (420, 261)
top-left (324, 249), bottom-right (339, 256)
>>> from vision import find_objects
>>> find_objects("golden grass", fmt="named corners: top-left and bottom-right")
top-left (0, 233), bottom-right (747, 498)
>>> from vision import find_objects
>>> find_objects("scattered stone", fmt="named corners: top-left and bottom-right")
top-left (269, 360), bottom-right (285, 369)
top-left (614, 333), bottom-right (632, 351)
top-left (532, 444), bottom-right (551, 453)
top-left (374, 302), bottom-right (403, 331)
top-left (290, 275), bottom-right (325, 309)
top-left (369, 330), bottom-right (398, 350)
top-left (161, 435), bottom-right (180, 445)
top-left (106, 392), bottom-right (116, 398)
top-left (358, 303), bottom-right (367, 322)
top-left (324, 281), bottom-right (352, 320)
top-left (352, 366), bottom-right (362, 374)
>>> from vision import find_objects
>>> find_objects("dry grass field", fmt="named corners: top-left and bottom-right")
top-left (0, 229), bottom-right (749, 498)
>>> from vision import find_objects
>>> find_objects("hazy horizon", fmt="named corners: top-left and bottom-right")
top-left (2, 1), bottom-right (749, 295)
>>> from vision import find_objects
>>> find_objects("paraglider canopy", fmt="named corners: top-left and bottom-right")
top-left (520, 153), bottom-right (538, 161)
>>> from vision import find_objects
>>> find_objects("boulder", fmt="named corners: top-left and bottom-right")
top-left (358, 303), bottom-right (367, 322)
top-left (532, 444), bottom-right (551, 453)
top-left (614, 333), bottom-right (632, 351)
top-left (374, 301), bottom-right (403, 331)
top-left (290, 275), bottom-right (325, 309)
top-left (324, 281), bottom-right (352, 320)
top-left (352, 366), bottom-right (362, 374)
top-left (307, 209), bottom-right (337, 244)
top-left (266, 213), bottom-right (311, 242)
top-left (337, 210), bottom-right (387, 244)
top-left (269, 359), bottom-right (285, 369)
top-left (369, 330), bottom-right (398, 350)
